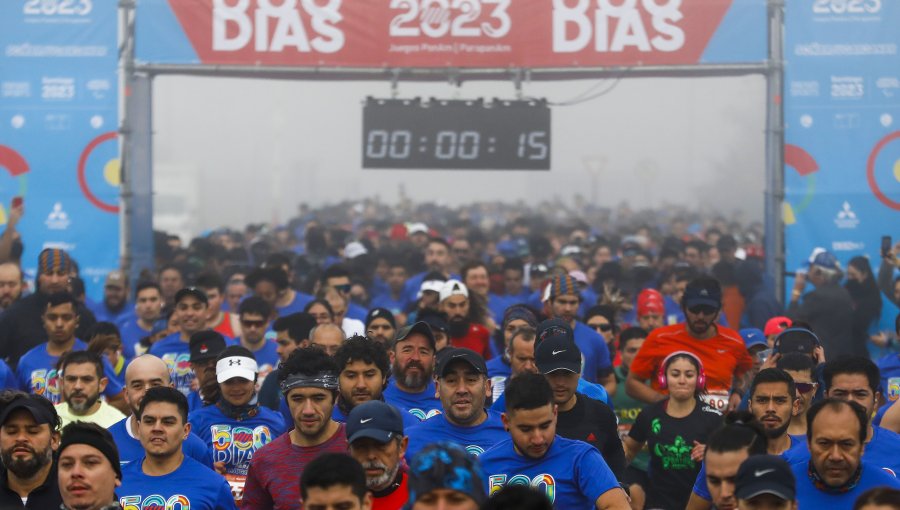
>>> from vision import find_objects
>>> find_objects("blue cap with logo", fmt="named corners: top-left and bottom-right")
top-left (346, 400), bottom-right (405, 445)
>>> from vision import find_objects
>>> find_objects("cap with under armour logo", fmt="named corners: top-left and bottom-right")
top-left (345, 400), bottom-right (405, 445)
top-left (216, 345), bottom-right (258, 383)
top-left (735, 455), bottom-right (795, 503)
top-left (535, 333), bottom-right (582, 375)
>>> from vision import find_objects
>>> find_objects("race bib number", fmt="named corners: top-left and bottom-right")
top-left (226, 473), bottom-right (247, 503)
top-left (700, 390), bottom-right (730, 412)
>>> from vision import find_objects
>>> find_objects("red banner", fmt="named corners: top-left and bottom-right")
top-left (139, 0), bottom-right (760, 68)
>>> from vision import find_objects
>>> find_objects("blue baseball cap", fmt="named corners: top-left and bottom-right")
top-left (740, 328), bottom-right (767, 349)
top-left (345, 400), bottom-right (405, 444)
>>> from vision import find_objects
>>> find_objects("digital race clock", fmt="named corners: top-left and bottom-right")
top-left (362, 97), bottom-right (551, 170)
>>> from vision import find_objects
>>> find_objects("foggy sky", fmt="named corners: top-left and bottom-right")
top-left (151, 74), bottom-right (767, 238)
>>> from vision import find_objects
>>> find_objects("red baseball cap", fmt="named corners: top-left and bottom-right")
top-left (764, 316), bottom-right (792, 336)
top-left (637, 289), bottom-right (665, 317)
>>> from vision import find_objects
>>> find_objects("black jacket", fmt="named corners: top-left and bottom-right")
top-left (0, 464), bottom-right (62, 510)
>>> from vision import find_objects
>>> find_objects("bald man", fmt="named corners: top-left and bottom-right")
top-left (0, 262), bottom-right (23, 312)
top-left (311, 323), bottom-right (346, 357)
top-left (107, 354), bottom-right (213, 467)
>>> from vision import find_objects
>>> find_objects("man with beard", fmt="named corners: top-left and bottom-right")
top-left (107, 354), bottom-right (212, 467)
top-left (365, 308), bottom-right (396, 348)
top-left (16, 292), bottom-right (125, 411)
top-left (55, 351), bottom-right (125, 428)
top-left (438, 280), bottom-right (491, 360)
top-left (405, 348), bottom-right (506, 460)
top-left (89, 271), bottom-right (131, 325)
top-left (478, 373), bottom-right (630, 509)
top-left (791, 399), bottom-right (900, 506)
top-left (0, 261), bottom-right (24, 313)
top-left (382, 322), bottom-right (441, 422)
top-left (332, 336), bottom-right (417, 429)
top-left (188, 346), bottom-right (285, 504)
top-left (542, 274), bottom-right (614, 391)
top-left (0, 248), bottom-right (97, 367)
top-left (346, 401), bottom-right (410, 510)
top-left (687, 370), bottom-right (809, 509)
top-left (0, 393), bottom-right (63, 508)
top-left (186, 330), bottom-right (229, 411)
top-left (627, 276), bottom-right (753, 413)
top-left (242, 348), bottom-right (349, 510)
top-left (149, 287), bottom-right (214, 395)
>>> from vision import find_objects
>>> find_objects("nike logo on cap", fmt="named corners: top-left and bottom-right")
top-left (360, 418), bottom-right (373, 424)
top-left (754, 469), bottom-right (775, 477)
top-left (552, 350), bottom-right (566, 355)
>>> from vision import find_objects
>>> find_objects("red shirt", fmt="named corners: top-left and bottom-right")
top-left (629, 323), bottom-right (752, 393)
top-left (242, 423), bottom-right (348, 510)
top-left (450, 323), bottom-right (493, 360)
top-left (212, 311), bottom-right (237, 338)
top-left (372, 470), bottom-right (409, 510)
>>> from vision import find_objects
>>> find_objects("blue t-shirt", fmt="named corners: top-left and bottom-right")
top-left (692, 435), bottom-right (809, 500)
top-left (107, 417), bottom-right (213, 467)
top-left (877, 353), bottom-right (900, 406)
top-left (16, 340), bottom-right (123, 403)
top-left (276, 291), bottom-right (313, 317)
top-left (150, 333), bottom-right (234, 396)
top-left (572, 321), bottom-right (612, 384)
top-left (118, 455), bottom-right (238, 510)
top-left (491, 378), bottom-right (609, 414)
top-left (89, 301), bottom-right (133, 326)
top-left (406, 410), bottom-right (507, 459)
top-left (486, 357), bottom-right (512, 401)
top-left (188, 403), bottom-right (285, 500)
top-left (792, 461), bottom-right (900, 507)
top-left (118, 317), bottom-right (164, 359)
top-left (383, 380), bottom-right (442, 421)
top-left (369, 293), bottom-right (405, 316)
top-left (781, 427), bottom-right (900, 477)
top-left (0, 359), bottom-right (17, 390)
top-left (241, 340), bottom-right (279, 380)
top-left (480, 436), bottom-right (621, 509)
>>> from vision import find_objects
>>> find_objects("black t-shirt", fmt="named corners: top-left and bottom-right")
top-left (628, 398), bottom-right (722, 510)
top-left (556, 393), bottom-right (626, 480)
top-left (0, 464), bottom-right (63, 509)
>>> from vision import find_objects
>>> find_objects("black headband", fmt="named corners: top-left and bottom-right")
top-left (59, 426), bottom-right (122, 479)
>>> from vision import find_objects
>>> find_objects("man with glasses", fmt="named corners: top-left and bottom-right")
top-left (321, 264), bottom-right (368, 322)
top-left (776, 353), bottom-right (818, 436)
top-left (627, 276), bottom-right (753, 413)
top-left (236, 296), bottom-right (279, 385)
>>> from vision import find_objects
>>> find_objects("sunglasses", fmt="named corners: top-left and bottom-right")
top-left (590, 323), bottom-right (613, 332)
top-left (688, 305), bottom-right (718, 316)
top-left (241, 319), bottom-right (266, 328)
top-left (333, 284), bottom-right (352, 294)
top-left (795, 382), bottom-right (818, 394)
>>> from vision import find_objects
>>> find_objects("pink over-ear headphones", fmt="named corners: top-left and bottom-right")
top-left (657, 351), bottom-right (706, 390)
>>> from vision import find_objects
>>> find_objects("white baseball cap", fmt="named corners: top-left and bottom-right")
top-left (216, 347), bottom-right (259, 383)
top-left (439, 279), bottom-right (469, 302)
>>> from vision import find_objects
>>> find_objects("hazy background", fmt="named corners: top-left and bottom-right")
top-left (151, 74), bottom-right (767, 239)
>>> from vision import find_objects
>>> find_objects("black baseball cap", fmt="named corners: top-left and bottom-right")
top-left (346, 400), bottom-right (405, 444)
top-left (536, 318), bottom-right (574, 345)
top-left (189, 330), bottom-right (228, 362)
top-left (682, 283), bottom-right (722, 309)
top-left (174, 287), bottom-right (208, 306)
top-left (774, 328), bottom-right (819, 355)
top-left (436, 348), bottom-right (487, 379)
top-left (735, 455), bottom-right (795, 502)
top-left (0, 396), bottom-right (57, 427)
top-left (418, 310), bottom-right (449, 334)
top-left (535, 334), bottom-right (582, 374)
top-left (365, 308), bottom-right (396, 330)
top-left (393, 321), bottom-right (436, 349)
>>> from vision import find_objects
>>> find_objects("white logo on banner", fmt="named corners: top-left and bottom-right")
top-left (45, 203), bottom-right (71, 230)
top-left (211, 0), bottom-right (344, 54)
top-left (552, 0), bottom-right (685, 53)
top-left (834, 201), bottom-right (859, 229)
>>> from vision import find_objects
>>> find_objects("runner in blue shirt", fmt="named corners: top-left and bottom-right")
top-left (487, 306), bottom-right (539, 400)
top-left (149, 287), bottom-right (215, 396)
top-left (480, 372), bottom-right (630, 509)
top-left (791, 398), bottom-right (900, 507)
top-left (188, 346), bottom-right (285, 503)
top-left (0, 358), bottom-right (16, 390)
top-left (107, 354), bottom-right (212, 467)
top-left (16, 292), bottom-right (124, 408)
top-left (118, 282), bottom-right (166, 359)
top-left (233, 297), bottom-right (280, 385)
top-left (383, 322), bottom-right (442, 421)
top-left (119, 386), bottom-right (237, 510)
top-left (89, 271), bottom-right (132, 326)
top-left (406, 348), bottom-right (507, 459)
top-left (822, 356), bottom-right (900, 475)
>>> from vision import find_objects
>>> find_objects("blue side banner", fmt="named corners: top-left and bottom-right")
top-left (784, 0), bottom-right (900, 329)
top-left (0, 0), bottom-right (120, 299)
